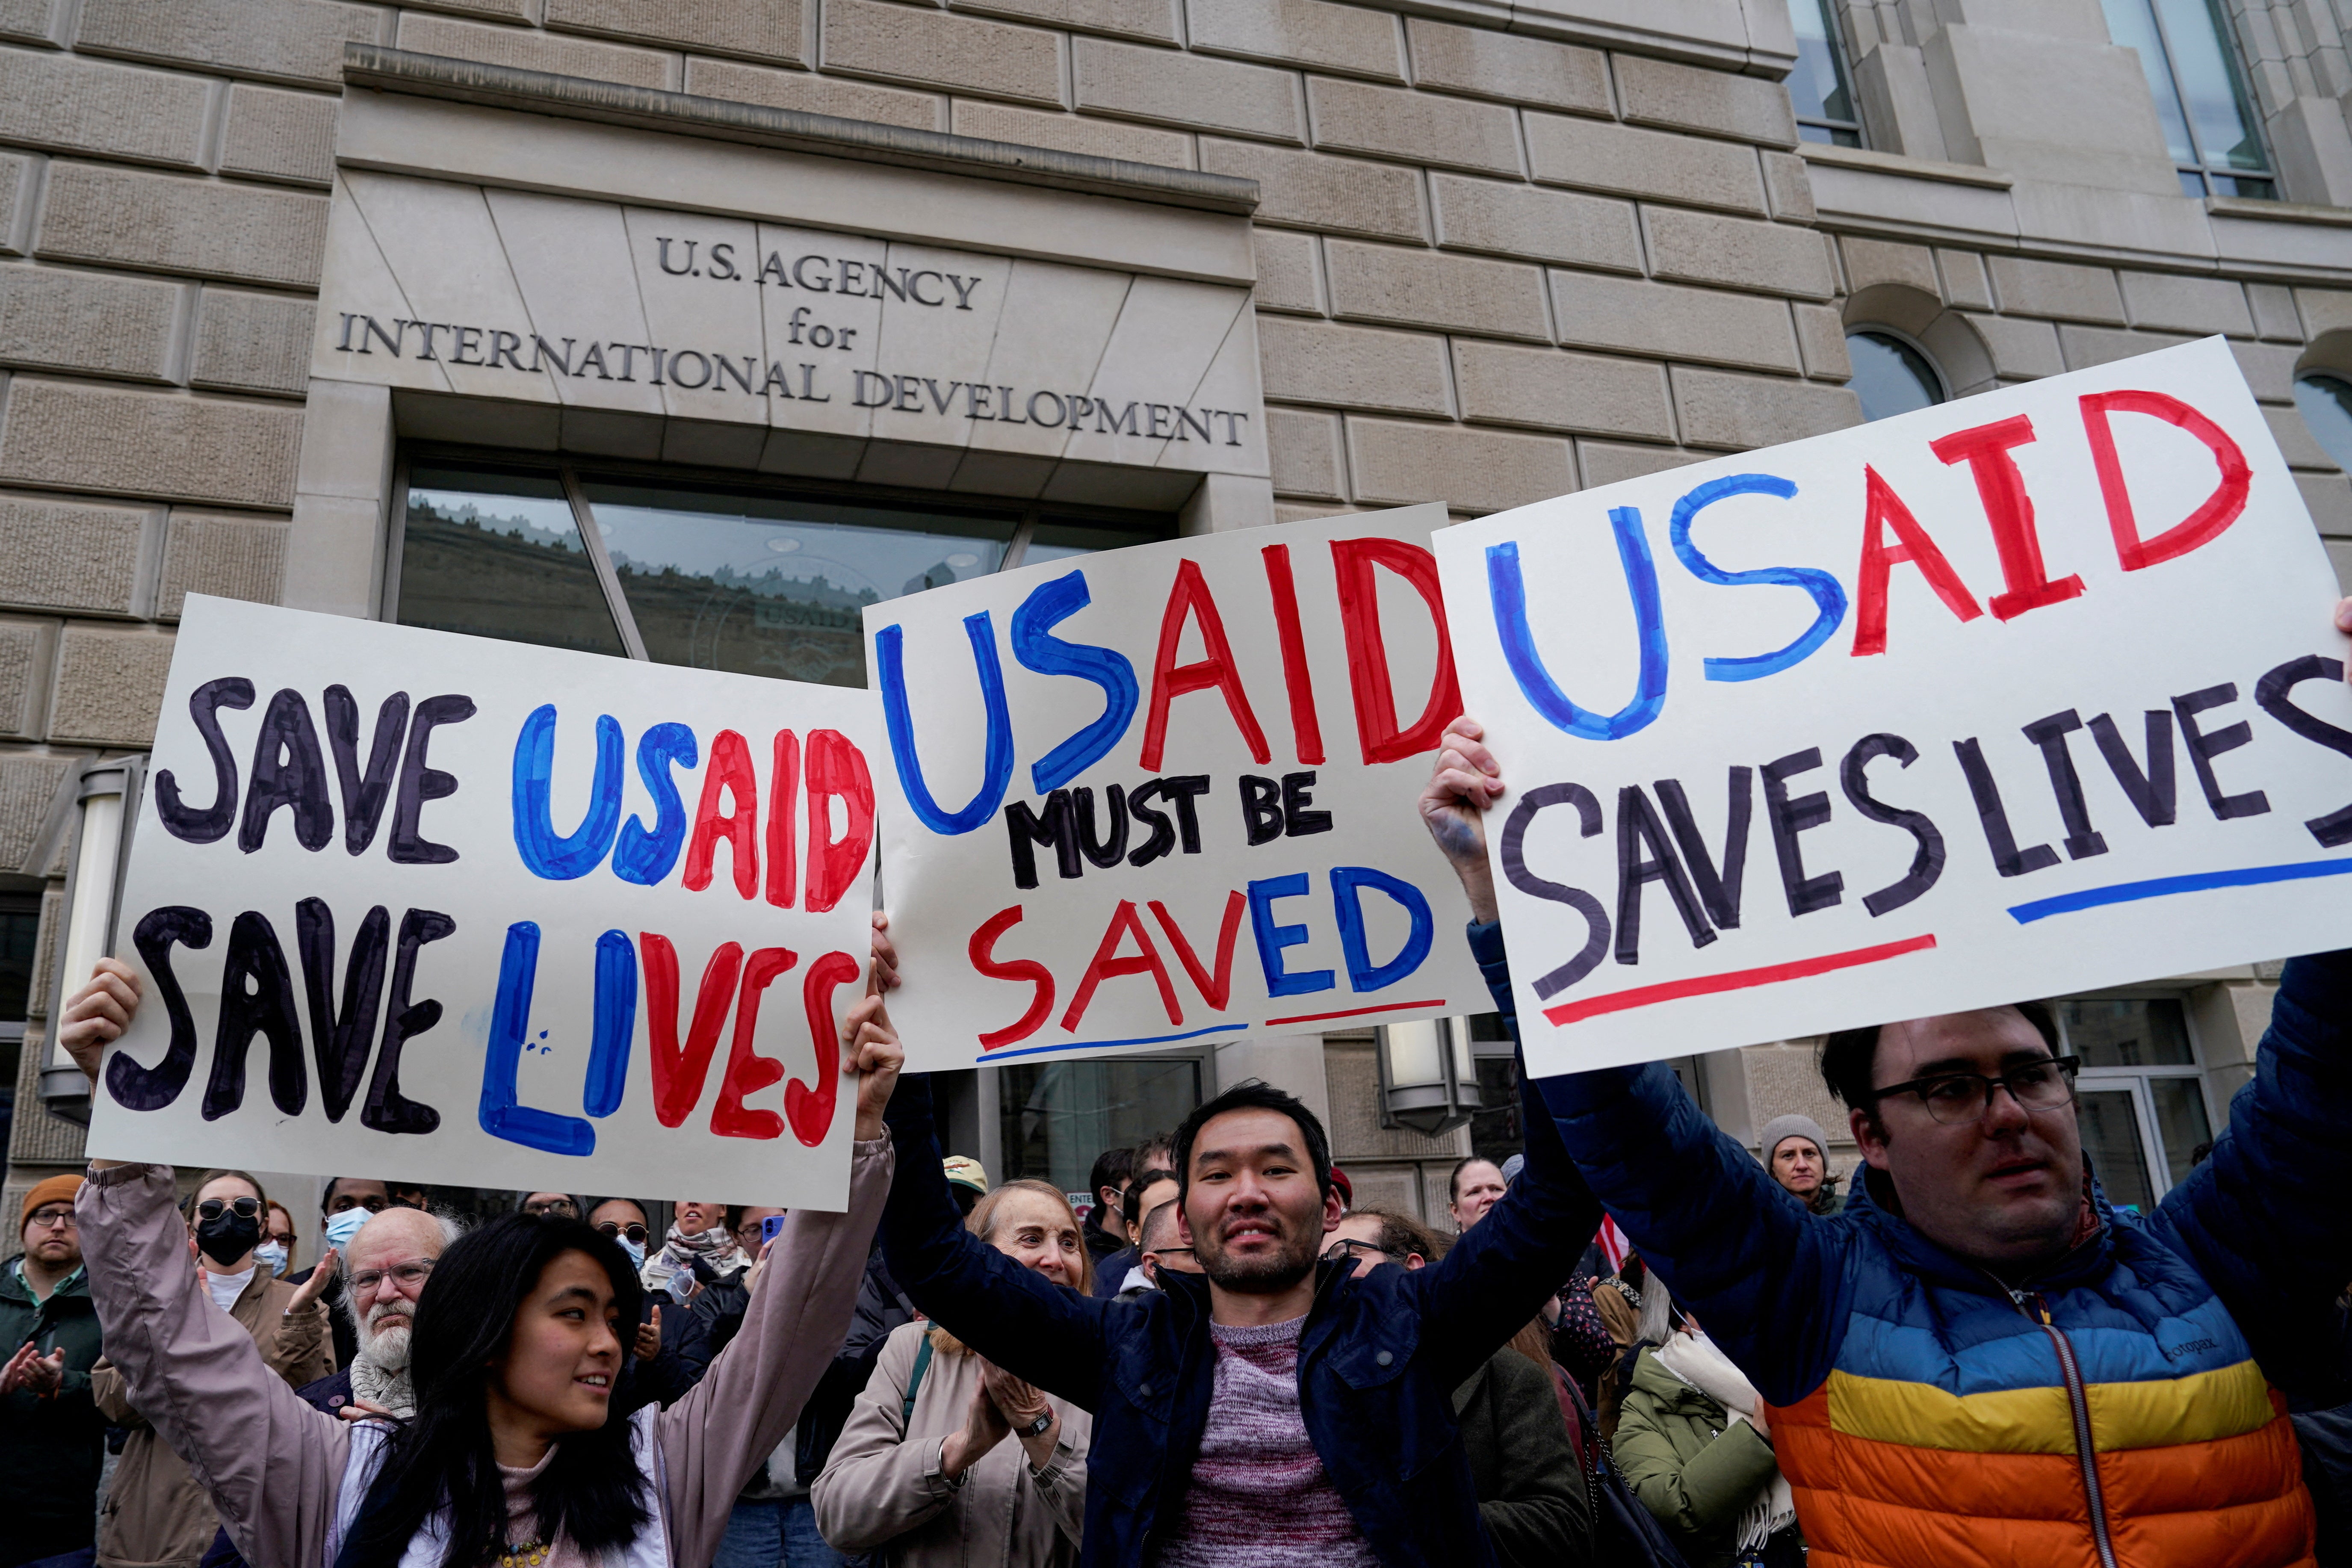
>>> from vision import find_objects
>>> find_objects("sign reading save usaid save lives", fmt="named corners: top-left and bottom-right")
top-left (86, 598), bottom-right (880, 1207)
top-left (865, 505), bottom-right (1488, 1070)
top-left (1437, 338), bottom-right (2352, 1076)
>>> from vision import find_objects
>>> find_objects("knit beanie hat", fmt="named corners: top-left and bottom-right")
top-left (1759, 1113), bottom-right (1832, 1163)
top-left (21, 1174), bottom-right (82, 1229)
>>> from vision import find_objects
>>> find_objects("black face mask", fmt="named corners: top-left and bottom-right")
top-left (195, 1211), bottom-right (262, 1267)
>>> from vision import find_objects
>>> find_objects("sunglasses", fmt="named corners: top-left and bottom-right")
top-left (595, 1221), bottom-right (650, 1244)
top-left (197, 1197), bottom-right (263, 1222)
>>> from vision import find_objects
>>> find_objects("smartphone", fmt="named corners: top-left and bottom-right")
top-left (760, 1214), bottom-right (787, 1249)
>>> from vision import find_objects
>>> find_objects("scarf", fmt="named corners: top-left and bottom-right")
top-left (641, 1223), bottom-right (745, 1293)
top-left (350, 1345), bottom-right (416, 1418)
top-left (1654, 1330), bottom-right (1797, 1553)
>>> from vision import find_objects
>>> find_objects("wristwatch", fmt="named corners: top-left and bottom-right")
top-left (1015, 1408), bottom-right (1054, 1440)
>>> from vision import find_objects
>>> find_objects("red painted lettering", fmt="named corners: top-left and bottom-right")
top-left (684, 729), bottom-right (758, 898)
top-left (1061, 899), bottom-right (1182, 1032)
top-left (1851, 465), bottom-right (1986, 656)
top-left (1149, 890), bottom-right (1247, 1010)
top-left (1260, 544), bottom-right (1324, 766)
top-left (804, 729), bottom-right (875, 913)
top-left (765, 729), bottom-right (799, 909)
top-left (712, 946), bottom-right (797, 1140)
top-left (1330, 537), bottom-right (1460, 765)
top-left (1930, 414), bottom-right (2084, 621)
top-left (971, 905), bottom-right (1054, 1050)
top-left (2079, 389), bottom-right (2250, 571)
top-left (641, 933), bottom-right (742, 1128)
top-left (1139, 558), bottom-right (1270, 771)
top-left (788, 951), bottom-right (859, 1147)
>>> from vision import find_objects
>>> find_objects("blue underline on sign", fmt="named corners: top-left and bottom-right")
top-left (2006, 854), bottom-right (2352, 924)
top-left (976, 1023), bottom-right (1250, 1062)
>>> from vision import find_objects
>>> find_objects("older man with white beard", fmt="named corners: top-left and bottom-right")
top-left (305, 1204), bottom-right (453, 1419)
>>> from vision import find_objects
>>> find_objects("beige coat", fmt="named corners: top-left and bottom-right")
top-left (94, 1269), bottom-right (333, 1568)
top-left (812, 1320), bottom-right (1089, 1568)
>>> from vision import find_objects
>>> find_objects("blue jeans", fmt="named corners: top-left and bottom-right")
top-left (711, 1498), bottom-right (841, 1568)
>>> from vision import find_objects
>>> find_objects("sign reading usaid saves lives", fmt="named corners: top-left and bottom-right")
top-left (865, 505), bottom-right (1488, 1069)
top-left (1436, 338), bottom-right (2352, 1075)
top-left (87, 598), bottom-right (881, 1207)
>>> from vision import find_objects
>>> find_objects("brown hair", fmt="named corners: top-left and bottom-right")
top-left (931, 1180), bottom-right (1093, 1355)
top-left (185, 1168), bottom-right (268, 1218)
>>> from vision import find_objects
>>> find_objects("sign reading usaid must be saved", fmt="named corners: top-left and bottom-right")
top-left (307, 171), bottom-right (1268, 490)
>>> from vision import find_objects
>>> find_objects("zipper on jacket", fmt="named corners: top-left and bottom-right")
top-left (2008, 1287), bottom-right (2119, 1568)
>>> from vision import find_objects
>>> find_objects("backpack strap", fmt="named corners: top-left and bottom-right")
top-left (900, 1333), bottom-right (934, 1431)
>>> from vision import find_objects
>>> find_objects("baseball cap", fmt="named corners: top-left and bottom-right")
top-left (943, 1155), bottom-right (989, 1196)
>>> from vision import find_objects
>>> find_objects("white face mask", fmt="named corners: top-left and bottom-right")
top-left (324, 1207), bottom-right (369, 1250)
top-left (253, 1240), bottom-right (289, 1275)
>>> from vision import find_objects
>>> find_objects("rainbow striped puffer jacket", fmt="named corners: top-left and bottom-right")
top-left (1516, 946), bottom-right (2352, 1568)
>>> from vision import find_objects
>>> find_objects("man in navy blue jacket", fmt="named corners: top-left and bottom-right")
top-left (855, 929), bottom-right (1598, 1568)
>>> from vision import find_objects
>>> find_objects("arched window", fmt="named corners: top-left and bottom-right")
top-left (2294, 372), bottom-right (2352, 472)
top-left (1845, 330), bottom-right (1946, 422)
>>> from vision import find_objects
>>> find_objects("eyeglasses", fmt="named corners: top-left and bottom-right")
top-left (26, 1207), bottom-right (74, 1231)
top-left (1319, 1238), bottom-right (1399, 1264)
top-left (197, 1197), bottom-right (262, 1222)
top-left (596, 1221), bottom-right (650, 1244)
top-left (266, 1231), bottom-right (297, 1247)
top-left (523, 1199), bottom-right (577, 1217)
top-left (347, 1260), bottom-right (435, 1296)
top-left (1870, 1056), bottom-right (2082, 1125)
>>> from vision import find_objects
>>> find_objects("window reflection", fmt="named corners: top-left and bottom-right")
top-left (1845, 331), bottom-right (1946, 423)
top-left (2102, 0), bottom-right (2276, 197)
top-left (2061, 997), bottom-right (2195, 1067)
top-left (1784, 0), bottom-right (1862, 147)
top-left (998, 1058), bottom-right (1204, 1196)
top-left (2078, 1089), bottom-right (2157, 1212)
top-left (2295, 374), bottom-right (2352, 473)
top-left (399, 465), bottom-right (626, 657)
top-left (579, 480), bottom-right (1019, 688)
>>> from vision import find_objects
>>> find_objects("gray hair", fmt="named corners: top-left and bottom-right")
top-left (330, 1205), bottom-right (468, 1331)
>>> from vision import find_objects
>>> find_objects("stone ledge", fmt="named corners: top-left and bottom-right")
top-left (1797, 141), bottom-right (2013, 190)
top-left (341, 43), bottom-right (1260, 216)
top-left (2207, 195), bottom-right (2352, 228)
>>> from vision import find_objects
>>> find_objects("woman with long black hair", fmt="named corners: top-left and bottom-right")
top-left (56, 952), bottom-right (900, 1568)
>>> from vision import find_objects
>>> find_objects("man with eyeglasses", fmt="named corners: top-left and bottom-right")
top-left (306, 1203), bottom-right (455, 1421)
top-left (519, 1191), bottom-right (579, 1219)
top-left (0, 1175), bottom-right (106, 1568)
top-left (1422, 693), bottom-right (2352, 1568)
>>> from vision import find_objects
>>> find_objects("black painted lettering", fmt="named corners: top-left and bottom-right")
top-left (1615, 784), bottom-right (1717, 964)
top-left (1499, 782), bottom-right (1610, 999)
top-left (296, 898), bottom-right (390, 1124)
top-left (106, 907), bottom-right (212, 1111)
top-left (324, 685), bottom-right (408, 856)
top-left (1654, 768), bottom-right (1750, 930)
top-left (1073, 784), bottom-right (1129, 868)
top-left (202, 909), bottom-right (306, 1121)
top-left (2174, 682), bottom-right (2271, 821)
top-left (2088, 710), bottom-right (2177, 828)
top-left (1839, 734), bottom-right (1946, 917)
top-left (363, 909), bottom-right (450, 1135)
top-left (2254, 654), bottom-right (2352, 846)
top-left (1240, 775), bottom-right (1284, 846)
top-left (1281, 771), bottom-right (1330, 836)
top-left (238, 688), bottom-right (333, 854)
top-left (1952, 736), bottom-right (2059, 877)
top-left (155, 676), bottom-right (254, 844)
top-left (388, 694), bottom-right (473, 865)
top-left (2020, 709), bottom-right (2108, 860)
top-left (1761, 747), bottom-right (1844, 915)
top-left (1005, 791), bottom-right (1080, 888)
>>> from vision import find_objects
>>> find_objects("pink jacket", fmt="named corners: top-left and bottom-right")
top-left (77, 1143), bottom-right (892, 1568)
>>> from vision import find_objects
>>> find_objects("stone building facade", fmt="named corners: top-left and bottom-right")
top-left (0, 0), bottom-right (2346, 1238)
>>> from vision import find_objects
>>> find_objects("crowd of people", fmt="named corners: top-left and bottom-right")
top-left (11, 611), bottom-right (2352, 1568)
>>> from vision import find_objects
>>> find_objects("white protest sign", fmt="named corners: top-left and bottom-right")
top-left (87, 597), bottom-right (881, 1207)
top-left (1434, 338), bottom-right (2352, 1076)
top-left (864, 505), bottom-right (1488, 1070)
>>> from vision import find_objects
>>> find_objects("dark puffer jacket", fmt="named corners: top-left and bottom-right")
top-left (0, 1259), bottom-right (107, 1567)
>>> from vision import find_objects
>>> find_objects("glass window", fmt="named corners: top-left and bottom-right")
top-left (393, 456), bottom-right (1177, 681)
top-left (0, 894), bottom-right (38, 1022)
top-left (2060, 997), bottom-right (2194, 1067)
top-left (2295, 373), bottom-right (2352, 472)
top-left (2059, 992), bottom-right (2212, 1205)
top-left (1846, 331), bottom-right (1946, 422)
top-left (1785, 0), bottom-right (1864, 147)
top-left (399, 464), bottom-right (628, 658)
top-left (997, 1057), bottom-right (1205, 1198)
top-left (579, 478), bottom-right (1018, 688)
top-left (2102, 0), bottom-right (2277, 198)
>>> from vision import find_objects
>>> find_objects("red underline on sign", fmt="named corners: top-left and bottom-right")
top-left (1264, 998), bottom-right (1449, 1027)
top-left (1539, 936), bottom-right (1940, 1028)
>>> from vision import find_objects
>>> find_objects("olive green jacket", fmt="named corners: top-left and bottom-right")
top-left (1610, 1346), bottom-right (1779, 1568)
